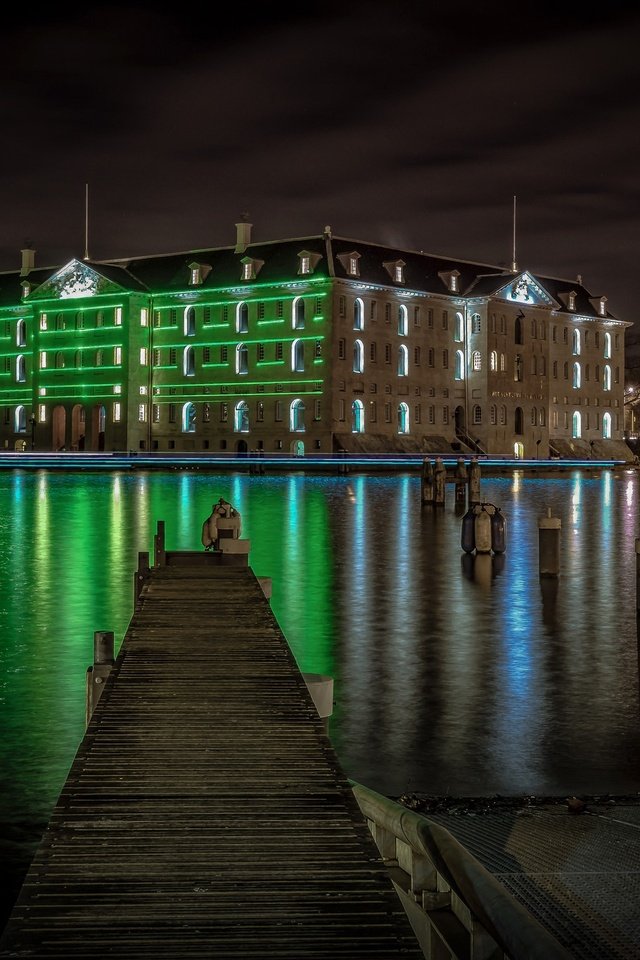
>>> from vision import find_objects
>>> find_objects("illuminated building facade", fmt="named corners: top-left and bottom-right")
top-left (0, 224), bottom-right (631, 458)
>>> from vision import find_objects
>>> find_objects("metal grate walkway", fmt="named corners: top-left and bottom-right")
top-left (1, 559), bottom-right (421, 958)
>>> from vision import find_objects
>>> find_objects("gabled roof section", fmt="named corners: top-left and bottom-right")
top-left (26, 259), bottom-right (139, 301)
top-left (480, 272), bottom-right (559, 308)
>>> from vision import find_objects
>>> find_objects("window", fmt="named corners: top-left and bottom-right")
top-left (515, 315), bottom-right (523, 344)
top-left (414, 346), bottom-right (421, 365)
top-left (140, 308), bottom-right (148, 327)
top-left (257, 343), bottom-right (265, 361)
top-left (220, 402), bottom-right (228, 422)
top-left (500, 405), bottom-right (507, 425)
top-left (473, 404), bottom-right (482, 425)
top-left (471, 313), bottom-right (481, 334)
top-left (604, 332), bottom-right (611, 358)
top-left (442, 311), bottom-right (448, 330)
top-left (140, 348), bottom-right (148, 365)
top-left (442, 349), bottom-right (448, 369)
top-left (183, 346), bottom-right (195, 376)
top-left (603, 411), bottom-right (612, 439)
top-left (427, 309), bottom-right (434, 329)
top-left (114, 347), bottom-right (122, 365)
top-left (184, 307), bottom-right (196, 336)
top-left (40, 313), bottom-right (47, 331)
top-left (472, 351), bottom-right (481, 372)
top-left (395, 264), bottom-right (404, 282)
top-left (397, 305), bottom-right (408, 336)
top-left (220, 345), bottom-right (228, 363)
top-left (338, 338), bottom-right (346, 360)
top-left (182, 402), bottom-right (196, 433)
top-left (385, 344), bottom-right (392, 364)
top-left (603, 364), bottom-right (611, 391)
top-left (16, 319), bottom-right (26, 346)
top-left (490, 351), bottom-right (497, 372)
top-left (352, 399), bottom-right (364, 433)
top-left (55, 351), bottom-right (65, 369)
top-left (138, 404), bottom-right (147, 423)
top-left (572, 362), bottom-right (581, 389)
top-left (115, 307), bottom-right (122, 326)
top-left (572, 411), bottom-right (582, 438)
top-left (16, 355), bottom-right (25, 382)
top-left (454, 350), bottom-right (464, 380)
top-left (292, 339), bottom-right (304, 372)
top-left (292, 297), bottom-right (305, 329)
top-left (353, 339), bottom-right (364, 374)
top-left (40, 352), bottom-right (47, 369)
top-left (397, 401), bottom-right (409, 434)
top-left (514, 354), bottom-right (523, 382)
top-left (55, 312), bottom-right (64, 330)
top-left (75, 350), bottom-right (82, 369)
top-left (454, 312), bottom-right (464, 342)
top-left (398, 344), bottom-right (408, 376)
top-left (236, 302), bottom-right (249, 333)
top-left (428, 348), bottom-right (434, 367)
top-left (354, 298), bottom-right (364, 331)
top-left (573, 330), bottom-right (581, 355)
top-left (490, 404), bottom-right (497, 425)
top-left (234, 400), bottom-right (249, 433)
top-left (275, 342), bottom-right (283, 360)
top-left (349, 256), bottom-right (359, 276)
top-left (153, 404), bottom-right (160, 423)
top-left (290, 398), bottom-right (305, 432)
top-left (299, 255), bottom-right (310, 275)
top-left (315, 340), bottom-right (322, 359)
top-left (236, 343), bottom-right (248, 375)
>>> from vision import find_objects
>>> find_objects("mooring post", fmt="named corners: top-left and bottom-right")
top-left (421, 458), bottom-right (435, 505)
top-left (133, 551), bottom-right (150, 607)
top-left (454, 458), bottom-right (468, 505)
top-left (469, 457), bottom-right (481, 505)
top-left (85, 630), bottom-right (115, 727)
top-left (433, 457), bottom-right (446, 506)
top-left (154, 520), bottom-right (166, 567)
top-left (539, 508), bottom-right (561, 577)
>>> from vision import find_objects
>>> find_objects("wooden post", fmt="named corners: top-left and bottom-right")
top-left (85, 630), bottom-right (114, 727)
top-left (133, 551), bottom-right (150, 607)
top-left (433, 457), bottom-right (446, 506)
top-left (469, 457), bottom-right (481, 505)
top-left (154, 520), bottom-right (166, 567)
top-left (421, 458), bottom-right (435, 505)
top-left (539, 508), bottom-right (561, 577)
top-left (454, 458), bottom-right (468, 505)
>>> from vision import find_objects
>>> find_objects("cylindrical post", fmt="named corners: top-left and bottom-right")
top-left (133, 551), bottom-right (150, 607)
top-left (539, 508), bottom-right (561, 577)
top-left (469, 457), bottom-right (481, 505)
top-left (86, 630), bottom-right (115, 727)
top-left (421, 458), bottom-right (435, 504)
top-left (433, 457), bottom-right (446, 506)
top-left (454, 458), bottom-right (468, 505)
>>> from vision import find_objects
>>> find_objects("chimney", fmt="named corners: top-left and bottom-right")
top-left (20, 245), bottom-right (35, 277)
top-left (235, 215), bottom-right (252, 254)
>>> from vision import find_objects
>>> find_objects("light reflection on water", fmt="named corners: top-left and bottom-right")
top-left (1, 467), bottom-right (639, 923)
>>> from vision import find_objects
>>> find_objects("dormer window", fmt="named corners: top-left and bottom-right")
top-left (349, 256), bottom-right (359, 276)
top-left (300, 256), bottom-right (310, 275)
top-left (568, 291), bottom-right (576, 311)
top-left (336, 251), bottom-right (361, 277)
top-left (383, 259), bottom-right (406, 284)
top-left (21, 281), bottom-right (30, 299)
top-left (240, 257), bottom-right (264, 281)
top-left (296, 249), bottom-right (322, 276)
top-left (438, 269), bottom-right (461, 292)
top-left (600, 296), bottom-right (607, 317)
top-left (191, 267), bottom-right (200, 285)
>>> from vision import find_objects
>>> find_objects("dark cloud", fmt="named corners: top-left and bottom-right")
top-left (0, 3), bottom-right (638, 324)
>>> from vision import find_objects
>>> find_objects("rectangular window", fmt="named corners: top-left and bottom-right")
top-left (339, 296), bottom-right (346, 317)
top-left (315, 298), bottom-right (322, 315)
top-left (442, 349), bottom-right (448, 368)
top-left (203, 307), bottom-right (211, 324)
top-left (427, 308), bottom-right (433, 329)
top-left (139, 386), bottom-right (147, 395)
top-left (169, 348), bottom-right (177, 365)
top-left (153, 311), bottom-right (161, 327)
top-left (414, 403), bottom-right (421, 423)
top-left (39, 352), bottom-right (47, 369)
top-left (257, 343), bottom-right (265, 361)
top-left (140, 348), bottom-right (148, 365)
top-left (338, 338), bottom-right (346, 360)
top-left (257, 401), bottom-right (264, 422)
top-left (384, 402), bottom-right (392, 423)
top-left (370, 301), bottom-right (377, 321)
top-left (222, 306), bottom-right (229, 323)
top-left (40, 313), bottom-right (47, 330)
top-left (414, 346), bottom-right (421, 365)
top-left (153, 404), bottom-right (160, 423)
top-left (385, 344), bottom-right (391, 364)
top-left (276, 301), bottom-right (284, 318)
top-left (153, 348), bottom-right (161, 366)
top-left (275, 342), bottom-right (283, 360)
top-left (443, 406), bottom-right (449, 424)
top-left (220, 345), bottom-right (228, 362)
top-left (385, 303), bottom-right (391, 324)
top-left (370, 342), bottom-right (377, 362)
top-left (170, 309), bottom-right (177, 325)
top-left (203, 404), bottom-right (210, 423)
top-left (38, 404), bottom-right (46, 422)
top-left (257, 302), bottom-right (265, 319)
top-left (275, 400), bottom-right (282, 421)
top-left (413, 306), bottom-right (420, 327)
top-left (220, 402), bottom-right (228, 422)
top-left (114, 346), bottom-right (122, 365)
top-left (169, 404), bottom-right (176, 423)
top-left (140, 308), bottom-right (148, 326)
top-left (203, 347), bottom-right (211, 363)
top-left (339, 399), bottom-right (345, 421)
top-left (113, 402), bottom-right (121, 422)
top-left (115, 307), bottom-right (123, 326)
top-left (314, 340), bottom-right (322, 358)
top-left (369, 400), bottom-right (377, 423)
top-left (442, 311), bottom-right (448, 330)
top-left (428, 405), bottom-right (435, 424)
top-left (314, 399), bottom-right (321, 420)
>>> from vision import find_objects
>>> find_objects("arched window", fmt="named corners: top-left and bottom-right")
top-left (353, 298), bottom-right (364, 331)
top-left (234, 400), bottom-right (249, 433)
top-left (352, 399), bottom-right (364, 433)
top-left (490, 404), bottom-right (497, 425)
top-left (290, 398), bottom-right (305, 432)
top-left (471, 313), bottom-right (481, 334)
top-left (603, 411), bottom-right (612, 439)
top-left (454, 350), bottom-right (464, 380)
top-left (292, 338), bottom-right (305, 372)
top-left (539, 408), bottom-right (546, 426)
top-left (472, 351), bottom-right (481, 371)
top-left (454, 312), bottom-right (464, 342)
top-left (236, 302), bottom-right (249, 333)
top-left (353, 339), bottom-right (364, 374)
top-left (292, 297), bottom-right (305, 330)
top-left (181, 402), bottom-right (196, 433)
top-left (572, 362), bottom-right (581, 389)
top-left (531, 406), bottom-right (537, 425)
top-left (572, 329), bottom-right (581, 355)
top-left (15, 405), bottom-right (26, 433)
top-left (603, 364), bottom-right (611, 391)
top-left (397, 344), bottom-right (408, 376)
top-left (16, 319), bottom-right (26, 346)
top-left (236, 343), bottom-right (248, 375)
top-left (16, 355), bottom-right (25, 382)
top-left (604, 332), bottom-right (611, 359)
top-left (184, 306), bottom-right (196, 336)
top-left (490, 350), bottom-right (498, 372)
top-left (500, 353), bottom-right (506, 372)
top-left (473, 404), bottom-right (482, 424)
top-left (183, 345), bottom-right (195, 376)
top-left (397, 401), bottom-right (410, 434)
top-left (397, 304), bottom-right (408, 336)
top-left (501, 404), bottom-right (507, 425)
top-left (55, 351), bottom-right (65, 369)
top-left (572, 410), bottom-right (582, 438)
top-left (515, 315), bottom-right (523, 344)
top-left (55, 312), bottom-right (64, 330)
top-left (514, 407), bottom-right (523, 435)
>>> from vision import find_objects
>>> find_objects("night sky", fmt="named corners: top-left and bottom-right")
top-left (1, 3), bottom-right (639, 326)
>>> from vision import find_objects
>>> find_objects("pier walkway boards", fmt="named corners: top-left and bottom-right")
top-left (0, 534), bottom-right (422, 959)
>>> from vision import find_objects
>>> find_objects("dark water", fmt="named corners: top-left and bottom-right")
top-left (1, 467), bottom-right (639, 927)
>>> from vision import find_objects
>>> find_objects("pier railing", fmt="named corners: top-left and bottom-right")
top-left (351, 782), bottom-right (572, 960)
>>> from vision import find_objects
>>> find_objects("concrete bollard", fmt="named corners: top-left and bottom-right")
top-left (421, 458), bottom-right (435, 504)
top-left (454, 458), bottom-right (468, 505)
top-left (86, 630), bottom-right (115, 727)
top-left (154, 520), bottom-right (166, 567)
top-left (469, 457), bottom-right (481, 505)
top-left (539, 508), bottom-right (561, 577)
top-left (433, 457), bottom-right (446, 506)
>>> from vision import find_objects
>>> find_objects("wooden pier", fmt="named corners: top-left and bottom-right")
top-left (0, 525), bottom-right (422, 959)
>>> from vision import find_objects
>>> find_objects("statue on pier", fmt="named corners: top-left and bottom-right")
top-left (201, 498), bottom-right (240, 551)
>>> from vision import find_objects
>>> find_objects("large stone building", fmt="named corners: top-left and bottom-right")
top-left (0, 223), bottom-right (632, 458)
